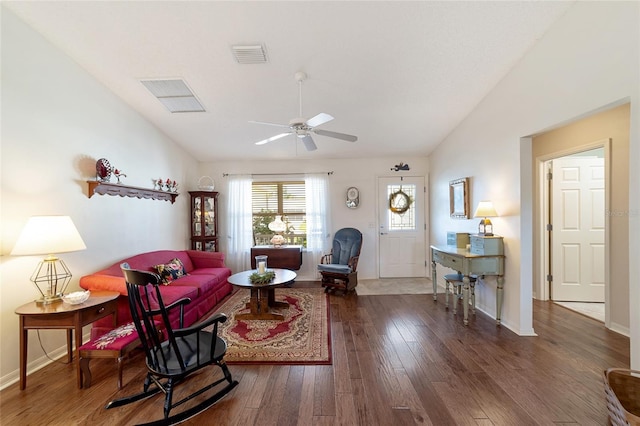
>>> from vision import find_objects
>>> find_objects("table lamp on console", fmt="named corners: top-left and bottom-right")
top-left (268, 215), bottom-right (287, 247)
top-left (11, 215), bottom-right (87, 304)
top-left (473, 201), bottom-right (498, 236)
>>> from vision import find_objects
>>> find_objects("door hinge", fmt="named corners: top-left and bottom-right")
top-left (547, 274), bottom-right (553, 282)
top-left (547, 171), bottom-right (553, 180)
top-left (546, 223), bottom-right (552, 231)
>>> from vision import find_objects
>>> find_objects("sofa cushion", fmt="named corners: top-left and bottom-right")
top-left (168, 273), bottom-right (220, 297)
top-left (155, 258), bottom-right (188, 284)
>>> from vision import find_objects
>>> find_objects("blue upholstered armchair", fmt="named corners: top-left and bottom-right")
top-left (318, 227), bottom-right (363, 294)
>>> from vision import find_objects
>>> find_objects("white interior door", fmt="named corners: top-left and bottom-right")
top-left (551, 156), bottom-right (605, 302)
top-left (378, 176), bottom-right (426, 277)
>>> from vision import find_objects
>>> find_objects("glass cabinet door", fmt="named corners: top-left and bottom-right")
top-left (189, 191), bottom-right (219, 252)
top-left (203, 196), bottom-right (215, 236)
top-left (192, 196), bottom-right (202, 236)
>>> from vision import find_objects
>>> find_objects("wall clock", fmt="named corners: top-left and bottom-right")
top-left (346, 187), bottom-right (359, 209)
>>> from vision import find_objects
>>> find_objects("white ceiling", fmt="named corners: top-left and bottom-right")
top-left (5, 1), bottom-right (574, 162)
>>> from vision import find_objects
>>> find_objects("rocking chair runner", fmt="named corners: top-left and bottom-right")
top-left (318, 227), bottom-right (363, 294)
top-left (106, 264), bottom-right (238, 426)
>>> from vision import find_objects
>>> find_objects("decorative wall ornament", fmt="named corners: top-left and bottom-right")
top-left (346, 187), bottom-right (359, 209)
top-left (390, 162), bottom-right (410, 171)
top-left (388, 187), bottom-right (412, 214)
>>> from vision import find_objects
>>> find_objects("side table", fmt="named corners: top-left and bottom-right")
top-left (15, 291), bottom-right (119, 389)
top-left (227, 269), bottom-right (297, 320)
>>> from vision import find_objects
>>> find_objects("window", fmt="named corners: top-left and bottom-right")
top-left (387, 183), bottom-right (416, 230)
top-left (252, 181), bottom-right (307, 246)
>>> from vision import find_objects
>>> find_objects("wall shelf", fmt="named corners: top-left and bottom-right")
top-left (87, 181), bottom-right (178, 203)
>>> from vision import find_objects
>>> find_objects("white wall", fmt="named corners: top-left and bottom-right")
top-left (0, 9), bottom-right (198, 388)
top-left (200, 157), bottom-right (429, 281)
top-left (428, 1), bottom-right (640, 368)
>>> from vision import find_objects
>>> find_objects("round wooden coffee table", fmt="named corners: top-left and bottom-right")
top-left (227, 268), bottom-right (296, 320)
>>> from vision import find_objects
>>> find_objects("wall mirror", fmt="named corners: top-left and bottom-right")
top-left (449, 177), bottom-right (470, 219)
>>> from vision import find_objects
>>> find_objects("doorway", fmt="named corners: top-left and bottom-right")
top-left (377, 176), bottom-right (426, 278)
top-left (541, 144), bottom-right (609, 322)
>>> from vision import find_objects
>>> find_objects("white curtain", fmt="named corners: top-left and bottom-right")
top-left (226, 175), bottom-right (253, 273)
top-left (305, 173), bottom-right (331, 271)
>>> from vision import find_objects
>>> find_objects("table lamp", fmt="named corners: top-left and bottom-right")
top-left (11, 216), bottom-right (87, 304)
top-left (473, 201), bottom-right (498, 236)
top-left (268, 215), bottom-right (287, 247)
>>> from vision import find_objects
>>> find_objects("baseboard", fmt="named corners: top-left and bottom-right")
top-left (0, 330), bottom-right (91, 391)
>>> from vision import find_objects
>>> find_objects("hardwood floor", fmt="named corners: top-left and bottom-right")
top-left (1, 283), bottom-right (629, 425)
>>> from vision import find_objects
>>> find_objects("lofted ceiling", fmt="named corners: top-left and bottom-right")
top-left (4, 1), bottom-right (574, 161)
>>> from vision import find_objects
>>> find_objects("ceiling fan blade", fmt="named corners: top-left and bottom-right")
top-left (313, 129), bottom-right (358, 142)
top-left (255, 132), bottom-right (292, 145)
top-left (249, 120), bottom-right (291, 129)
top-left (305, 113), bottom-right (334, 128)
top-left (300, 135), bottom-right (317, 151)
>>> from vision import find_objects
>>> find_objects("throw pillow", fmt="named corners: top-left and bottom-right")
top-left (155, 258), bottom-right (188, 285)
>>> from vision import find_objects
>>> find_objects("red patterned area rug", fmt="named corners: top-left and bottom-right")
top-left (212, 287), bottom-right (331, 365)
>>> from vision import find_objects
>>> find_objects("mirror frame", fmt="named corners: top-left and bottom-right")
top-left (449, 177), bottom-right (470, 219)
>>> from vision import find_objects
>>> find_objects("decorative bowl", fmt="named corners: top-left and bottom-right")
top-left (62, 290), bottom-right (90, 305)
top-left (198, 176), bottom-right (215, 191)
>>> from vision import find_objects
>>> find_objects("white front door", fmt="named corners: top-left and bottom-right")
top-left (551, 156), bottom-right (605, 302)
top-left (378, 176), bottom-right (426, 277)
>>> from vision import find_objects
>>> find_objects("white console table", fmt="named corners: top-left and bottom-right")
top-left (431, 244), bottom-right (505, 325)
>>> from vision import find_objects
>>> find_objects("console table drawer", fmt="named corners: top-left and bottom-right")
top-left (433, 250), bottom-right (462, 270)
top-left (468, 257), bottom-right (504, 275)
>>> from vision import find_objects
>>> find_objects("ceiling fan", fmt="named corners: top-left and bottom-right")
top-left (250, 71), bottom-right (358, 151)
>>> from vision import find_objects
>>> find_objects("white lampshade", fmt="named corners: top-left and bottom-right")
top-left (473, 201), bottom-right (498, 218)
top-left (11, 216), bottom-right (87, 303)
top-left (268, 215), bottom-right (287, 233)
top-left (11, 216), bottom-right (86, 256)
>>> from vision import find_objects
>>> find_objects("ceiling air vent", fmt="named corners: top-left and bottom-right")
top-left (140, 79), bottom-right (205, 113)
top-left (231, 44), bottom-right (268, 64)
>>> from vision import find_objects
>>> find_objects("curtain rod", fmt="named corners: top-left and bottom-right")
top-left (222, 171), bottom-right (333, 177)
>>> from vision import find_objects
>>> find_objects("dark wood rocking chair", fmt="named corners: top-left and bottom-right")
top-left (318, 227), bottom-right (363, 294)
top-left (105, 264), bottom-right (238, 426)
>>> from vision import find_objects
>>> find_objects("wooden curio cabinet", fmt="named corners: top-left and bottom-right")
top-left (189, 191), bottom-right (218, 252)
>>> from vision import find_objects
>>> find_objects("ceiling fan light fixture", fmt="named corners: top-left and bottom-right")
top-left (231, 44), bottom-right (268, 64)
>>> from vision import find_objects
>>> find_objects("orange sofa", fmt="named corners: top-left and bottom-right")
top-left (79, 250), bottom-right (232, 338)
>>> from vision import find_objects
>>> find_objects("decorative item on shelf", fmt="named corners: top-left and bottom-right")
top-left (198, 176), bottom-right (215, 191)
top-left (389, 187), bottom-right (412, 214)
top-left (254, 255), bottom-right (268, 274)
top-left (96, 158), bottom-right (112, 182)
top-left (249, 270), bottom-right (275, 285)
top-left (346, 187), bottom-right (359, 209)
top-left (474, 201), bottom-right (498, 236)
top-left (165, 178), bottom-right (173, 192)
top-left (268, 215), bottom-right (287, 247)
top-left (154, 178), bottom-right (163, 191)
top-left (390, 162), bottom-right (410, 171)
top-left (11, 216), bottom-right (87, 304)
top-left (113, 169), bottom-right (126, 184)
